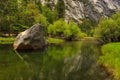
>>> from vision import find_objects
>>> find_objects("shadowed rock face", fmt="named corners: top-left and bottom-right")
top-left (13, 24), bottom-right (47, 50)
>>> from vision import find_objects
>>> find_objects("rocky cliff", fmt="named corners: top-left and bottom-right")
top-left (41, 0), bottom-right (120, 23)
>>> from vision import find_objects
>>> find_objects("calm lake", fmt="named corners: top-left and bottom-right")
top-left (0, 40), bottom-right (113, 80)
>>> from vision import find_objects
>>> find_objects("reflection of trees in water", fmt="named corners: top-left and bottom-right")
top-left (37, 42), bottom-right (82, 80)
top-left (0, 41), bottom-right (113, 80)
top-left (17, 42), bottom-right (81, 80)
top-left (63, 41), bottom-right (113, 80)
top-left (31, 41), bottom-right (111, 80)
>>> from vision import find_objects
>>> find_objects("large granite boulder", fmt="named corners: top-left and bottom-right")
top-left (13, 24), bottom-right (47, 50)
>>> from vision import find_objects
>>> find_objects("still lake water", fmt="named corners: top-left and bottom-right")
top-left (0, 40), bottom-right (113, 80)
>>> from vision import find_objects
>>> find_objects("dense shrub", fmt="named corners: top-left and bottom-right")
top-left (94, 12), bottom-right (120, 43)
top-left (42, 5), bottom-right (57, 24)
top-left (0, 0), bottom-right (18, 34)
top-left (19, 3), bottom-right (48, 27)
top-left (47, 19), bottom-right (87, 40)
top-left (79, 19), bottom-right (96, 36)
top-left (10, 24), bottom-right (28, 34)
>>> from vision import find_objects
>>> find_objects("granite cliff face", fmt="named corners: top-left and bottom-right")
top-left (41, 0), bottom-right (120, 22)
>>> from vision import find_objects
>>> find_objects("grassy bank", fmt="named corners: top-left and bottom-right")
top-left (99, 42), bottom-right (120, 80)
top-left (0, 37), bottom-right (15, 44)
top-left (0, 37), bottom-right (64, 44)
top-left (46, 37), bottom-right (64, 44)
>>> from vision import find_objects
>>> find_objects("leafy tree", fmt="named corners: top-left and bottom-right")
top-left (47, 19), bottom-right (66, 36)
top-left (21, 3), bottom-right (40, 26)
top-left (66, 22), bottom-right (87, 40)
top-left (42, 5), bottom-right (57, 23)
top-left (111, 11), bottom-right (120, 27)
top-left (48, 19), bottom-right (87, 40)
top-left (10, 24), bottom-right (28, 34)
top-left (94, 12), bottom-right (120, 43)
top-left (94, 18), bottom-right (120, 43)
top-left (0, 0), bottom-right (18, 35)
top-left (36, 0), bottom-right (42, 12)
top-left (111, 11), bottom-right (120, 20)
top-left (55, 0), bottom-right (65, 19)
top-left (19, 3), bottom-right (48, 27)
top-left (22, 0), bottom-right (43, 11)
top-left (79, 19), bottom-right (95, 36)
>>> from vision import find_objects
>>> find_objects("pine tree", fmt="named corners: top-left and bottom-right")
top-left (55, 0), bottom-right (65, 19)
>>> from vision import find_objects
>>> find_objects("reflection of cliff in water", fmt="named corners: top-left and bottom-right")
top-left (63, 41), bottom-right (113, 80)
top-left (16, 40), bottom-right (113, 80)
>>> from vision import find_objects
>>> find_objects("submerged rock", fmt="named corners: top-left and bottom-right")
top-left (13, 24), bottom-right (47, 50)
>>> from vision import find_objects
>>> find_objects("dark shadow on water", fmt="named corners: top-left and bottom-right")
top-left (0, 40), bottom-right (113, 80)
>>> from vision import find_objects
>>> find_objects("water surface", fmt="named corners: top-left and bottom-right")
top-left (0, 40), bottom-right (113, 80)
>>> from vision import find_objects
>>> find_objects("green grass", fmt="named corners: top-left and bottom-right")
top-left (99, 42), bottom-right (120, 80)
top-left (46, 37), bottom-right (64, 44)
top-left (0, 37), bottom-right (15, 44)
top-left (0, 37), bottom-right (64, 44)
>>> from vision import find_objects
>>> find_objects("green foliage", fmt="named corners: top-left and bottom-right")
top-left (111, 11), bottom-right (120, 20)
top-left (47, 19), bottom-right (87, 40)
top-left (55, 0), bottom-right (65, 19)
top-left (48, 19), bottom-right (66, 35)
top-left (94, 12), bottom-right (120, 43)
top-left (0, 0), bottom-right (18, 34)
top-left (99, 43), bottom-right (120, 80)
top-left (34, 14), bottom-right (48, 27)
top-left (19, 3), bottom-right (48, 27)
top-left (79, 19), bottom-right (95, 36)
top-left (0, 0), bottom-right (18, 15)
top-left (111, 11), bottom-right (120, 27)
top-left (42, 5), bottom-right (57, 23)
top-left (10, 24), bottom-right (28, 33)
top-left (0, 0), bottom-right (88, 38)
top-left (0, 1), bottom-right (49, 35)
top-left (12, 3), bottom-right (48, 34)
top-left (65, 22), bottom-right (86, 40)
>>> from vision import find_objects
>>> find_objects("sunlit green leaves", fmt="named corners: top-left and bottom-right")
top-left (42, 5), bottom-right (57, 23)
top-left (94, 11), bottom-right (120, 43)
top-left (47, 19), bottom-right (87, 40)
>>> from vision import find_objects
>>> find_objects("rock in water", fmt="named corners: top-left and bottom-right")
top-left (13, 24), bottom-right (47, 50)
